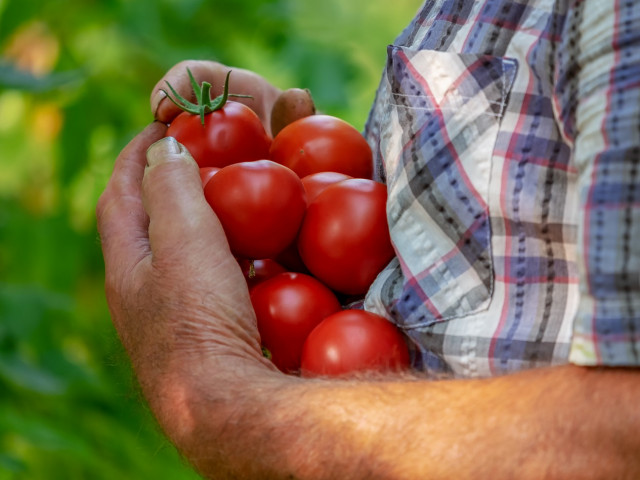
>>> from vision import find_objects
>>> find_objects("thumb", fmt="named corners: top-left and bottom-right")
top-left (143, 137), bottom-right (230, 260)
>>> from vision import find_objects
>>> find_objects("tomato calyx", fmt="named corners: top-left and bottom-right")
top-left (162, 68), bottom-right (253, 125)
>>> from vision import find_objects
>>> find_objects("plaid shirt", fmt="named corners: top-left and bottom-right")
top-left (362, 0), bottom-right (640, 378)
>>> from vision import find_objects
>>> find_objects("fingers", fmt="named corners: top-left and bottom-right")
top-left (142, 137), bottom-right (231, 264)
top-left (141, 137), bottom-right (260, 340)
top-left (97, 122), bottom-right (167, 281)
top-left (151, 60), bottom-right (282, 134)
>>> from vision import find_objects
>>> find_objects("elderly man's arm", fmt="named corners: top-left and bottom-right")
top-left (96, 126), bottom-right (640, 479)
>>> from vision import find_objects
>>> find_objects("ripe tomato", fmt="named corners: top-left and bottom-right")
top-left (165, 69), bottom-right (271, 169)
top-left (205, 160), bottom-right (307, 259)
top-left (301, 172), bottom-right (352, 204)
top-left (300, 310), bottom-right (410, 377)
top-left (251, 272), bottom-right (342, 373)
top-left (297, 178), bottom-right (395, 296)
top-left (199, 167), bottom-right (220, 188)
top-left (168, 101), bottom-right (271, 168)
top-left (269, 115), bottom-right (373, 179)
top-left (238, 258), bottom-right (287, 290)
top-left (272, 241), bottom-right (309, 274)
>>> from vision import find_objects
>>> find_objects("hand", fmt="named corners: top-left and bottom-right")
top-left (96, 123), bottom-right (278, 404)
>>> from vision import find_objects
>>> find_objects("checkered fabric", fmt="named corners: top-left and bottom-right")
top-left (362, 0), bottom-right (640, 377)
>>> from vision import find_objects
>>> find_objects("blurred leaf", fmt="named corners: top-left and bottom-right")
top-left (0, 283), bottom-right (71, 340)
top-left (0, 453), bottom-right (27, 474)
top-left (0, 60), bottom-right (82, 91)
top-left (0, 410), bottom-right (85, 452)
top-left (0, 353), bottom-right (67, 394)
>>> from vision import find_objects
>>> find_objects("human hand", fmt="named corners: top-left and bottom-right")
top-left (96, 123), bottom-right (278, 409)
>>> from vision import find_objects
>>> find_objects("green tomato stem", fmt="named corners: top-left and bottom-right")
top-left (162, 68), bottom-right (253, 126)
top-left (261, 346), bottom-right (272, 360)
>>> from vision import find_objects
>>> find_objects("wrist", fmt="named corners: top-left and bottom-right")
top-left (152, 357), bottom-right (292, 477)
top-left (144, 344), bottom-right (280, 444)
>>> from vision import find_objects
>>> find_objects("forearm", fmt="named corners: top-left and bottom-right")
top-left (148, 360), bottom-right (640, 480)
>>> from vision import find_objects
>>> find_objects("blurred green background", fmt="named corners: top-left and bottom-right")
top-left (0, 0), bottom-right (418, 478)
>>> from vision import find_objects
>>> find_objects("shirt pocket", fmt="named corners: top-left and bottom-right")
top-left (372, 45), bottom-right (518, 329)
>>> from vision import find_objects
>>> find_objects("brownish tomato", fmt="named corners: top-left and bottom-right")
top-left (300, 310), bottom-right (410, 377)
top-left (251, 272), bottom-right (342, 373)
top-left (269, 115), bottom-right (373, 179)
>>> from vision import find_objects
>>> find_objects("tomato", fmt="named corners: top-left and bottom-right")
top-left (301, 172), bottom-right (352, 204)
top-left (168, 101), bottom-right (271, 168)
top-left (251, 272), bottom-right (342, 373)
top-left (165, 69), bottom-right (271, 169)
top-left (300, 310), bottom-right (410, 377)
top-left (297, 178), bottom-right (395, 296)
top-left (272, 241), bottom-right (309, 274)
top-left (199, 167), bottom-right (220, 188)
top-left (269, 115), bottom-right (373, 179)
top-left (238, 258), bottom-right (287, 290)
top-left (204, 160), bottom-right (307, 259)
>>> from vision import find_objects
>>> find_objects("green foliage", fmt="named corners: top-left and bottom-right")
top-left (0, 0), bottom-right (419, 477)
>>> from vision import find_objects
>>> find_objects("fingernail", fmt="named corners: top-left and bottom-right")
top-left (151, 89), bottom-right (167, 118)
top-left (146, 136), bottom-right (183, 166)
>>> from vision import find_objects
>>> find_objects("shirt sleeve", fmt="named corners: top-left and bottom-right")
top-left (556, 0), bottom-right (640, 366)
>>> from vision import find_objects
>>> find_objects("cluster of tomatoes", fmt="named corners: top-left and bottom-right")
top-left (164, 70), bottom-right (410, 376)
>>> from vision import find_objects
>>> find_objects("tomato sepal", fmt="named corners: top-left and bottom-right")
top-left (163, 68), bottom-right (253, 125)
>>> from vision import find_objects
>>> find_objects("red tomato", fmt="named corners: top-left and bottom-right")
top-left (251, 272), bottom-right (343, 373)
top-left (199, 167), bottom-right (220, 188)
top-left (168, 101), bottom-right (271, 169)
top-left (297, 178), bottom-right (395, 296)
top-left (238, 258), bottom-right (287, 290)
top-left (269, 115), bottom-right (373, 179)
top-left (272, 241), bottom-right (309, 274)
top-left (301, 172), bottom-right (352, 204)
top-left (300, 310), bottom-right (410, 377)
top-left (205, 160), bottom-right (307, 259)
